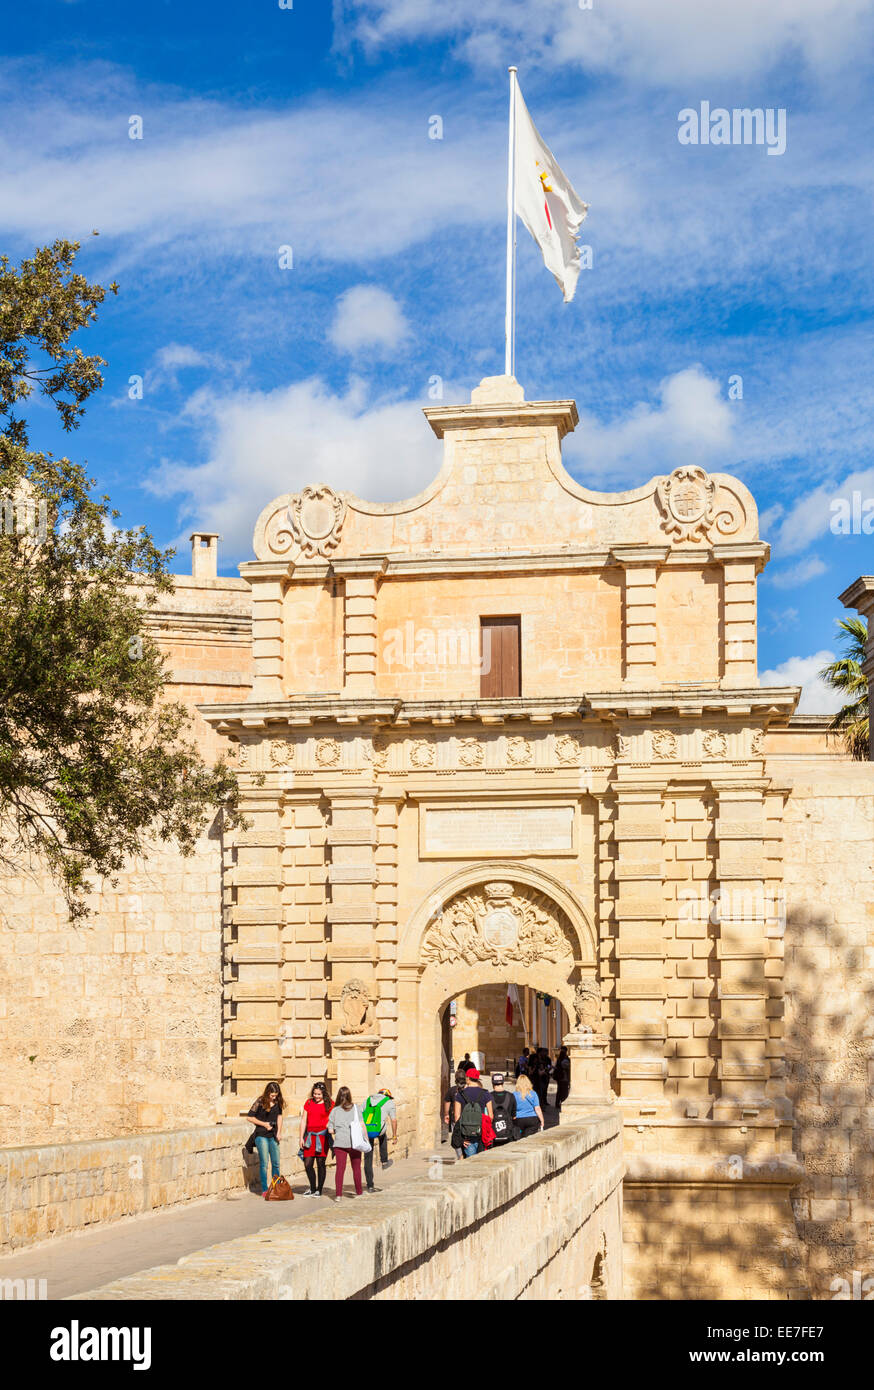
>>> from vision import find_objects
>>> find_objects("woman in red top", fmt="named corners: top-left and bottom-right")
top-left (299, 1082), bottom-right (332, 1196)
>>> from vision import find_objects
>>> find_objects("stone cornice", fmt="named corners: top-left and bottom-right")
top-left (839, 575), bottom-right (874, 613)
top-left (144, 611), bottom-right (252, 639)
top-left (199, 686), bottom-right (799, 732)
top-left (423, 398), bottom-right (579, 440)
top-left (236, 544), bottom-right (773, 584)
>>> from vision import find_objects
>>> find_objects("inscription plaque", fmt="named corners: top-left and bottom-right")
top-left (421, 803), bottom-right (575, 857)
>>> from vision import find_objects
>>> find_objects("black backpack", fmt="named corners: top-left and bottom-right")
top-left (492, 1092), bottom-right (516, 1143)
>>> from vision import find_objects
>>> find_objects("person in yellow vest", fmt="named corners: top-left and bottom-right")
top-left (361, 1087), bottom-right (397, 1193)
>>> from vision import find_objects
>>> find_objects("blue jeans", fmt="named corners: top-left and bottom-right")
top-left (254, 1135), bottom-right (280, 1191)
top-left (462, 1139), bottom-right (481, 1158)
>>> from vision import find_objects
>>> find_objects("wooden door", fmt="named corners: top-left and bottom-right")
top-left (480, 616), bottom-right (521, 697)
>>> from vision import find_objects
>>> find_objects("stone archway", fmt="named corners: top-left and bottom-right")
top-left (396, 863), bottom-right (597, 1149)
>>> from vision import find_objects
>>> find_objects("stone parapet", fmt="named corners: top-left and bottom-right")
top-left (76, 1112), bottom-right (622, 1302)
top-left (0, 1123), bottom-right (250, 1255)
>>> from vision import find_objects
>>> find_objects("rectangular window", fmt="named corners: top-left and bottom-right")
top-left (480, 616), bottom-right (521, 698)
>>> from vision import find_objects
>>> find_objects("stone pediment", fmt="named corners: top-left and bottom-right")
top-left (251, 375), bottom-right (759, 563)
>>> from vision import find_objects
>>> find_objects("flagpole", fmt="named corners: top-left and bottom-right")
top-left (504, 66), bottom-right (517, 378)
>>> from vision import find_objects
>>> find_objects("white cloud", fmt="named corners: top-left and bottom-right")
top-left (565, 366), bottom-right (734, 485)
top-left (330, 286), bottom-right (411, 356)
top-left (0, 71), bottom-right (501, 266)
top-left (768, 556), bottom-right (828, 589)
top-left (155, 344), bottom-right (210, 372)
top-left (147, 376), bottom-right (442, 561)
top-left (337, 0), bottom-right (873, 83)
top-left (146, 343), bottom-right (214, 392)
top-left (759, 650), bottom-right (843, 714)
top-left (770, 467), bottom-right (874, 556)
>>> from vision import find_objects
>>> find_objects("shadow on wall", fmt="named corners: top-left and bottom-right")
top-left (783, 904), bottom-right (874, 1299)
top-left (625, 896), bottom-right (873, 1301)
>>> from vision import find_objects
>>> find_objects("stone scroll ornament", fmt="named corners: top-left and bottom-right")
top-left (421, 881), bottom-right (575, 969)
top-left (338, 979), bottom-right (375, 1035)
top-left (269, 485), bottom-right (346, 557)
top-left (656, 466), bottom-right (742, 543)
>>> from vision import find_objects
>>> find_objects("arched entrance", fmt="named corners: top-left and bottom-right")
top-left (397, 863), bottom-right (597, 1150)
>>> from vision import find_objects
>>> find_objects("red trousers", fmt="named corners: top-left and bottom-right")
top-left (334, 1146), bottom-right (363, 1196)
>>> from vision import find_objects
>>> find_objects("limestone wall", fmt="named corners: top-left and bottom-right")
top-left (775, 753), bottom-right (874, 1297)
top-left (0, 570), bottom-right (251, 1149)
top-left (76, 1111), bottom-right (623, 1301)
top-left (0, 1122), bottom-right (250, 1254)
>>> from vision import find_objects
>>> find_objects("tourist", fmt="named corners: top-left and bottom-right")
top-left (490, 1073), bottom-right (517, 1145)
top-left (361, 1086), bottom-right (397, 1193)
top-left (515, 1047), bottom-right (530, 1079)
top-left (299, 1081), bottom-right (332, 1197)
top-left (532, 1049), bottom-right (552, 1109)
top-left (461, 1052), bottom-right (476, 1076)
top-left (444, 1065), bottom-right (469, 1137)
top-left (327, 1086), bottom-right (366, 1199)
top-left (452, 1068), bottom-right (493, 1158)
top-left (246, 1081), bottom-right (284, 1196)
top-left (512, 1074), bottom-right (544, 1140)
top-left (554, 1047), bottom-right (571, 1113)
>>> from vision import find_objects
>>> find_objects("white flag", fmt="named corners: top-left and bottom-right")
top-left (514, 84), bottom-right (588, 303)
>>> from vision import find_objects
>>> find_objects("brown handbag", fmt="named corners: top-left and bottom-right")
top-left (265, 1175), bottom-right (294, 1201)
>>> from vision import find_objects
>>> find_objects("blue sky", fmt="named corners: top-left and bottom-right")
top-left (3, 0), bottom-right (874, 709)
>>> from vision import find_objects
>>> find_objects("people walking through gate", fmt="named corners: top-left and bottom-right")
top-left (299, 1081), bottom-right (332, 1197)
top-left (361, 1087), bottom-right (397, 1192)
top-left (553, 1046), bottom-right (571, 1113)
top-left (452, 1069), bottom-right (493, 1158)
top-left (444, 1065), bottom-right (469, 1137)
top-left (532, 1048), bottom-right (552, 1109)
top-left (327, 1086), bottom-right (367, 1199)
top-left (512, 1074), bottom-right (544, 1140)
top-left (490, 1073), bottom-right (517, 1145)
top-left (515, 1047), bottom-right (531, 1080)
top-left (247, 1081), bottom-right (284, 1195)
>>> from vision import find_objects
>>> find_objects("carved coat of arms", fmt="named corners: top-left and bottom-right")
top-left (422, 881), bottom-right (574, 968)
top-left (287, 485), bottom-right (346, 558)
top-left (656, 466), bottom-right (717, 543)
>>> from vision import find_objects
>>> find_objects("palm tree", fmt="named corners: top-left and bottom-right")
top-left (820, 617), bottom-right (869, 760)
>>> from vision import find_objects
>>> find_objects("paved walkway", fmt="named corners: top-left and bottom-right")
top-left (0, 1144), bottom-right (445, 1300)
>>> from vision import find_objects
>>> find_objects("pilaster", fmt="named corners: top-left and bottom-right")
top-left (279, 792), bottom-right (329, 1108)
top-left (613, 784), bottom-right (669, 1111)
top-left (238, 561), bottom-right (291, 700)
top-left (711, 785), bottom-right (776, 1121)
top-left (613, 547), bottom-right (667, 690)
top-left (326, 786), bottom-right (381, 1097)
top-left (714, 547), bottom-right (760, 689)
top-left (223, 788), bottom-right (284, 1105)
top-left (333, 558), bottom-right (387, 697)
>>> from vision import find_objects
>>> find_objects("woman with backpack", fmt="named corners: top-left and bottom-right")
top-left (327, 1086), bottom-right (368, 1199)
top-left (512, 1074), bottom-right (544, 1140)
top-left (451, 1068), bottom-right (493, 1158)
top-left (299, 1081), bottom-right (332, 1197)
